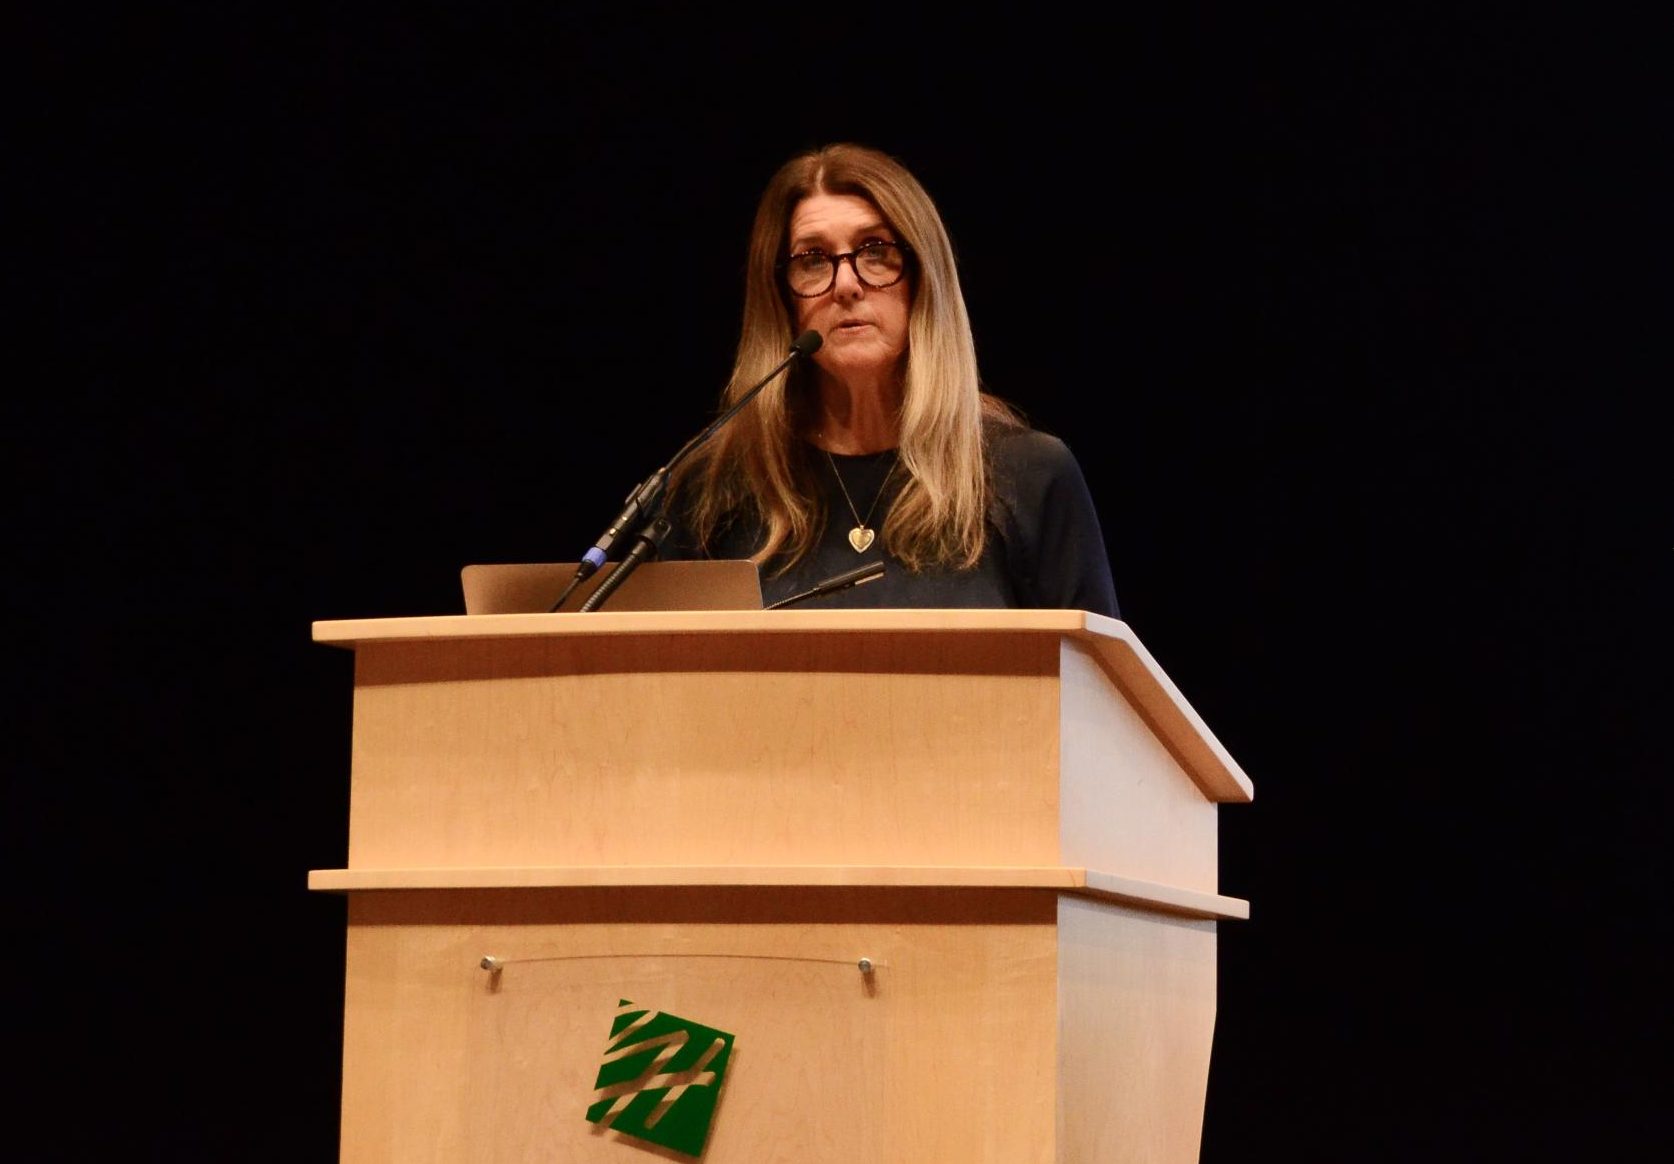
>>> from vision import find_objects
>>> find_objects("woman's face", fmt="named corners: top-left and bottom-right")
top-left (785, 192), bottom-right (911, 388)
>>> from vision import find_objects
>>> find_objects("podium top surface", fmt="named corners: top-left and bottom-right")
top-left (312, 609), bottom-right (1253, 803)
top-left (316, 607), bottom-right (1116, 642)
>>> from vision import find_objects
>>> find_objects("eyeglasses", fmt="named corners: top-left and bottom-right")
top-left (779, 241), bottom-right (911, 298)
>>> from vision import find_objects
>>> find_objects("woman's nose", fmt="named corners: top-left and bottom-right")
top-left (832, 255), bottom-right (866, 298)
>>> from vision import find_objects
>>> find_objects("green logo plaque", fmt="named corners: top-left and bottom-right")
top-left (585, 999), bottom-right (735, 1157)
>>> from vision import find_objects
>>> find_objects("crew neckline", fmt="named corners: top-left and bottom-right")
top-left (810, 443), bottom-right (899, 462)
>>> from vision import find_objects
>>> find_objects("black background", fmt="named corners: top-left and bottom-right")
top-left (22, 5), bottom-right (1669, 1160)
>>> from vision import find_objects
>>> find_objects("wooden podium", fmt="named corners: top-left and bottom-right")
top-left (309, 609), bottom-right (1253, 1163)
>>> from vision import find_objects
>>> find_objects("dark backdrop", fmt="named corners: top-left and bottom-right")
top-left (22, 5), bottom-right (1668, 1160)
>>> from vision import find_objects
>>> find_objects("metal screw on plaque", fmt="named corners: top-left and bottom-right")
top-left (481, 955), bottom-right (504, 972)
top-left (857, 957), bottom-right (874, 975)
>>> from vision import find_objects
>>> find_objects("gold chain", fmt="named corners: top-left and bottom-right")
top-left (825, 450), bottom-right (898, 552)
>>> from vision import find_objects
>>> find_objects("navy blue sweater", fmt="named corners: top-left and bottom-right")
top-left (665, 426), bottom-right (1120, 618)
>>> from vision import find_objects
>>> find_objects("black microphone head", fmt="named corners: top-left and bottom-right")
top-left (790, 330), bottom-right (823, 357)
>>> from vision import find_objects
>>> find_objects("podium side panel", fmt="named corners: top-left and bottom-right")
top-left (1055, 896), bottom-right (1217, 1164)
top-left (1059, 641), bottom-right (1219, 890)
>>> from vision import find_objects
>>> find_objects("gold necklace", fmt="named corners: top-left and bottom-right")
top-left (824, 449), bottom-right (897, 553)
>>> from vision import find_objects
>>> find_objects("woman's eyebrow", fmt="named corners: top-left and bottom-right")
top-left (790, 221), bottom-right (894, 251)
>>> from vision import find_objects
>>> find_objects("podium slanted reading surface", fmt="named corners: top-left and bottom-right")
top-left (308, 609), bottom-right (1253, 1163)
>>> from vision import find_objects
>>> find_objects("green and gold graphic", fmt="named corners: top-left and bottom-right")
top-left (585, 1000), bottom-right (734, 1157)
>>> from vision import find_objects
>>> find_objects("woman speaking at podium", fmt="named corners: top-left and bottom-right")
top-left (666, 142), bottom-right (1120, 618)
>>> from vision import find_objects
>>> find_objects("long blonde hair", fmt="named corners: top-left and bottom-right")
top-left (675, 142), bottom-right (1020, 573)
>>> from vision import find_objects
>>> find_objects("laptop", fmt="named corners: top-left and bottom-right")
top-left (461, 560), bottom-right (764, 614)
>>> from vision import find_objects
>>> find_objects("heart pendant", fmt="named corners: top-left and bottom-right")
top-left (848, 526), bottom-right (876, 553)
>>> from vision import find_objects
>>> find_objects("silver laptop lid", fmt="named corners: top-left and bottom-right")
top-left (461, 560), bottom-right (763, 614)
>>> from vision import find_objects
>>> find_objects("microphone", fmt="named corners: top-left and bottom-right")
top-left (764, 560), bottom-right (886, 610)
top-left (549, 330), bottom-right (823, 613)
top-left (578, 516), bottom-right (673, 613)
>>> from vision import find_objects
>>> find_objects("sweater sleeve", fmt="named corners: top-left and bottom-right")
top-left (991, 429), bottom-right (1122, 618)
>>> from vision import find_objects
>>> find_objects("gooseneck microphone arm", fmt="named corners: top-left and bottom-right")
top-left (578, 516), bottom-right (674, 613)
top-left (548, 329), bottom-right (824, 613)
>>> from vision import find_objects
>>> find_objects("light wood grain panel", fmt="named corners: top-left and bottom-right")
top-left (345, 631), bottom-right (1061, 869)
top-left (340, 888), bottom-right (1059, 1164)
top-left (1056, 896), bottom-right (1218, 1164)
top-left (1060, 640), bottom-right (1220, 891)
